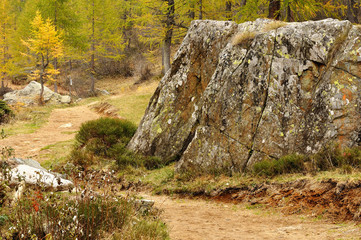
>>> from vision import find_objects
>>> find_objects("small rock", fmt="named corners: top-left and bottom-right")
top-left (59, 123), bottom-right (72, 128)
top-left (60, 95), bottom-right (71, 104)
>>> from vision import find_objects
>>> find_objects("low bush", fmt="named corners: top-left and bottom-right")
top-left (71, 117), bottom-right (170, 171)
top-left (2, 187), bottom-right (168, 239)
top-left (252, 154), bottom-right (306, 177)
top-left (252, 145), bottom-right (361, 177)
top-left (312, 143), bottom-right (342, 171)
top-left (0, 100), bottom-right (13, 124)
top-left (76, 117), bottom-right (137, 158)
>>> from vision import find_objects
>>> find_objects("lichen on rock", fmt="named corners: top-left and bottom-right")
top-left (128, 18), bottom-right (361, 173)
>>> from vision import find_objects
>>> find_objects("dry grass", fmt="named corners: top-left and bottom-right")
top-left (262, 21), bottom-right (288, 32)
top-left (90, 102), bottom-right (121, 118)
top-left (232, 31), bottom-right (256, 46)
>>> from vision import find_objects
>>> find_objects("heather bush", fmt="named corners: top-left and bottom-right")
top-left (252, 154), bottom-right (306, 177)
top-left (71, 117), bottom-right (169, 170)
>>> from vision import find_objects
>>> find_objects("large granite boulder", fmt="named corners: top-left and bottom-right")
top-left (128, 19), bottom-right (361, 173)
top-left (4, 81), bottom-right (71, 105)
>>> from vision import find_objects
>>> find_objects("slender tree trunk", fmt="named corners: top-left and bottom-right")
top-left (225, 1), bottom-right (232, 21)
top-left (287, 4), bottom-right (294, 22)
top-left (199, 0), bottom-right (203, 19)
top-left (54, 0), bottom-right (58, 93)
top-left (1, 22), bottom-right (6, 91)
top-left (189, 1), bottom-right (195, 19)
top-left (163, 36), bottom-right (172, 74)
top-left (39, 55), bottom-right (45, 105)
top-left (268, 0), bottom-right (280, 20)
top-left (162, 0), bottom-right (174, 74)
top-left (161, 43), bottom-right (165, 74)
top-left (122, 0), bottom-right (131, 50)
top-left (40, 76), bottom-right (44, 105)
top-left (90, 0), bottom-right (95, 93)
top-left (347, 0), bottom-right (359, 23)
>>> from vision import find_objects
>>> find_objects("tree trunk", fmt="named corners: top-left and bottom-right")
top-left (286, 4), bottom-right (294, 22)
top-left (225, 1), bottom-right (232, 21)
top-left (39, 55), bottom-right (46, 105)
top-left (39, 76), bottom-right (44, 105)
top-left (54, 0), bottom-right (58, 93)
top-left (161, 43), bottom-right (165, 75)
top-left (347, 0), bottom-right (359, 23)
top-left (268, 0), bottom-right (280, 20)
top-left (90, 0), bottom-right (95, 93)
top-left (199, 0), bottom-right (203, 19)
top-left (162, 0), bottom-right (175, 74)
top-left (1, 22), bottom-right (6, 91)
top-left (189, 1), bottom-right (195, 19)
top-left (163, 37), bottom-right (171, 74)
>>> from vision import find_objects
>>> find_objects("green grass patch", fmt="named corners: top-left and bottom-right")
top-left (39, 139), bottom-right (75, 171)
top-left (3, 104), bottom-right (75, 137)
top-left (108, 93), bottom-right (153, 125)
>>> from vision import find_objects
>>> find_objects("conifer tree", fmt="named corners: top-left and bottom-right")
top-left (22, 11), bottom-right (63, 104)
top-left (0, 0), bottom-right (12, 88)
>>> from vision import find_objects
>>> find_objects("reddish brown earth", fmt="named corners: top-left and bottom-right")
top-left (211, 179), bottom-right (361, 222)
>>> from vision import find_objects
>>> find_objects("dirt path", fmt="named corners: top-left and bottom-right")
top-left (0, 105), bottom-right (100, 159)
top-left (144, 194), bottom-right (361, 240)
top-left (1, 103), bottom-right (360, 239)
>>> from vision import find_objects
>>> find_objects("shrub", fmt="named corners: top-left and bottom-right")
top-left (71, 117), bottom-right (170, 170)
top-left (0, 100), bottom-right (13, 124)
top-left (4, 189), bottom-right (168, 239)
top-left (312, 143), bottom-right (342, 171)
top-left (252, 154), bottom-right (306, 177)
top-left (340, 147), bottom-right (361, 167)
top-left (75, 117), bottom-right (137, 158)
top-left (112, 145), bottom-right (168, 171)
top-left (252, 145), bottom-right (361, 177)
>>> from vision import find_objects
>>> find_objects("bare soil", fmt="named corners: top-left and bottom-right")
top-left (146, 194), bottom-right (361, 240)
top-left (2, 102), bottom-right (361, 239)
top-left (0, 105), bottom-right (99, 159)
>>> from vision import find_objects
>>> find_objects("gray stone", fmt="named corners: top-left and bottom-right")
top-left (4, 158), bottom-right (73, 190)
top-left (3, 81), bottom-right (71, 106)
top-left (60, 95), bottom-right (71, 104)
top-left (128, 19), bottom-right (361, 173)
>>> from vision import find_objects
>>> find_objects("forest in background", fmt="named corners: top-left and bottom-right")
top-left (0, 0), bottom-right (359, 96)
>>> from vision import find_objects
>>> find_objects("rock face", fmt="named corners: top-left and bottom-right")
top-left (128, 19), bottom-right (361, 173)
top-left (4, 81), bottom-right (71, 105)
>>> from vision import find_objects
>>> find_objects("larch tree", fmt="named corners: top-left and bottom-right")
top-left (0, 0), bottom-right (12, 88)
top-left (36, 0), bottom-right (80, 92)
top-left (76, 0), bottom-right (127, 92)
top-left (22, 11), bottom-right (63, 104)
